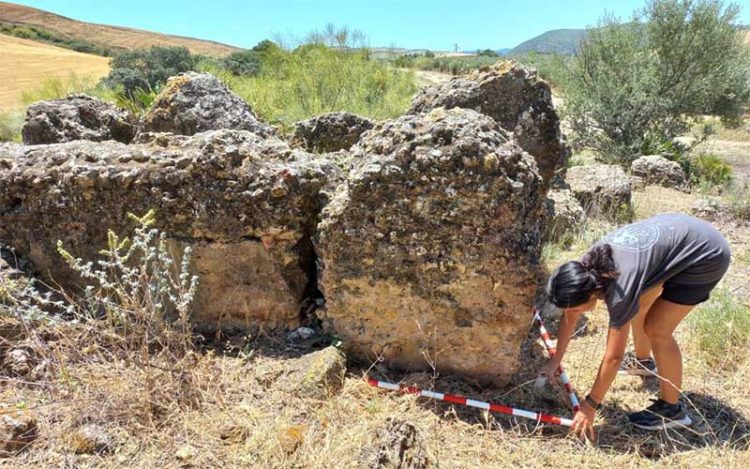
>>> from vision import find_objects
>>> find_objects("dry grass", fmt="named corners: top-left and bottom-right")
top-left (0, 33), bottom-right (109, 110)
top-left (1, 185), bottom-right (748, 467)
top-left (0, 1), bottom-right (240, 57)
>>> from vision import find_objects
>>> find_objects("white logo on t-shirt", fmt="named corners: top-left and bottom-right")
top-left (603, 224), bottom-right (661, 252)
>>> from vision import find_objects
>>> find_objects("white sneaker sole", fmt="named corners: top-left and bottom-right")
top-left (631, 414), bottom-right (692, 431)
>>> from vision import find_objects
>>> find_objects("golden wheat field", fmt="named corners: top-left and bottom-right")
top-left (0, 33), bottom-right (110, 111)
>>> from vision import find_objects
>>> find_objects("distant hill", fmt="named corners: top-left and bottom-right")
top-left (0, 33), bottom-right (109, 110)
top-left (509, 29), bottom-right (587, 56)
top-left (0, 1), bottom-right (241, 56)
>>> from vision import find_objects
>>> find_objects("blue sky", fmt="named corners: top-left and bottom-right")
top-left (11, 0), bottom-right (750, 50)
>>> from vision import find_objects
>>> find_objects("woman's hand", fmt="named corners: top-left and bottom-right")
top-left (570, 401), bottom-right (596, 442)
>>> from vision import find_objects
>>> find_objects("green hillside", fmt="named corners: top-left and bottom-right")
top-left (509, 28), bottom-right (587, 55)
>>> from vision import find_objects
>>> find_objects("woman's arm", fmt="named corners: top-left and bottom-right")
top-left (587, 325), bottom-right (629, 403)
top-left (551, 309), bottom-right (583, 368)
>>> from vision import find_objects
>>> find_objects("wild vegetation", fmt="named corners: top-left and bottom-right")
top-left (558, 0), bottom-right (750, 164)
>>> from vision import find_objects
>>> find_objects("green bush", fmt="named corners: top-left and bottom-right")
top-left (687, 288), bottom-right (750, 366)
top-left (104, 46), bottom-right (194, 97)
top-left (691, 153), bottom-right (733, 187)
top-left (208, 44), bottom-right (417, 130)
top-left (0, 111), bottom-right (23, 143)
top-left (559, 0), bottom-right (750, 164)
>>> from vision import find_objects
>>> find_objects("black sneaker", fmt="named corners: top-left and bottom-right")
top-left (628, 399), bottom-right (692, 430)
top-left (617, 351), bottom-right (658, 376)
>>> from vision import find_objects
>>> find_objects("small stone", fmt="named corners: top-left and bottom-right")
top-left (277, 424), bottom-right (306, 454)
top-left (359, 418), bottom-right (432, 469)
top-left (68, 424), bottom-right (112, 455)
top-left (0, 410), bottom-right (37, 456)
top-left (220, 425), bottom-right (250, 445)
top-left (175, 445), bottom-right (196, 463)
top-left (278, 346), bottom-right (346, 399)
top-left (5, 348), bottom-right (31, 376)
top-left (286, 327), bottom-right (316, 343)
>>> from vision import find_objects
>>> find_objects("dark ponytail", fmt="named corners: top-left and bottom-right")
top-left (547, 244), bottom-right (619, 308)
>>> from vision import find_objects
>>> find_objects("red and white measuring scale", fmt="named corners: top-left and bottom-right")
top-left (365, 308), bottom-right (579, 427)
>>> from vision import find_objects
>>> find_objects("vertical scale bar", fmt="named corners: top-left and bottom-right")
top-left (534, 309), bottom-right (581, 412)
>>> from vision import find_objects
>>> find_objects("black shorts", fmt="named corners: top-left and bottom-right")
top-left (660, 254), bottom-right (731, 306)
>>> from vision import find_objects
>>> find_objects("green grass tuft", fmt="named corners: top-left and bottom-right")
top-left (687, 288), bottom-right (750, 367)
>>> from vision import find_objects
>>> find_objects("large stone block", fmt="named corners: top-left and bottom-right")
top-left (0, 130), bottom-right (341, 331)
top-left (316, 108), bottom-right (545, 385)
top-left (566, 164), bottom-right (633, 221)
top-left (291, 112), bottom-right (374, 153)
top-left (22, 94), bottom-right (137, 145)
top-left (409, 61), bottom-right (570, 186)
top-left (140, 72), bottom-right (275, 138)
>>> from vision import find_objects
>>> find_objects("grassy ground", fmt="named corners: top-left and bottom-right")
top-left (0, 33), bottom-right (109, 111)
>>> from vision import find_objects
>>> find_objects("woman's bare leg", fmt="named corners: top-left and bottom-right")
top-left (643, 298), bottom-right (695, 404)
top-left (631, 285), bottom-right (663, 358)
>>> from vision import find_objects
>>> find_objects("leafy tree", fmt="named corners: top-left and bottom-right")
top-left (561, 0), bottom-right (750, 163)
top-left (222, 50), bottom-right (263, 76)
top-left (477, 49), bottom-right (499, 57)
top-left (104, 46), bottom-right (194, 96)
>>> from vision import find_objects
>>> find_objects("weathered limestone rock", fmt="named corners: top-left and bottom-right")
top-left (0, 130), bottom-right (342, 331)
top-left (409, 61), bottom-right (570, 186)
top-left (291, 112), bottom-right (374, 153)
top-left (68, 424), bottom-right (112, 455)
top-left (22, 94), bottom-right (137, 145)
top-left (544, 188), bottom-right (586, 242)
top-left (0, 410), bottom-right (37, 456)
top-left (631, 154), bottom-right (688, 191)
top-left (566, 164), bottom-right (632, 221)
top-left (316, 107), bottom-right (545, 385)
top-left (141, 72), bottom-right (275, 137)
top-left (280, 346), bottom-right (346, 399)
top-left (359, 419), bottom-right (433, 469)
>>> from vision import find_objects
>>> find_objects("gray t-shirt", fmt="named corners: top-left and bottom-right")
top-left (594, 214), bottom-right (731, 328)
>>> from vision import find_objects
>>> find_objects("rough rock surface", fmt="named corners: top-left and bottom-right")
top-left (566, 164), bottom-right (632, 220)
top-left (291, 112), bottom-right (374, 153)
top-left (69, 424), bottom-right (112, 455)
top-left (359, 419), bottom-right (432, 469)
top-left (316, 107), bottom-right (545, 385)
top-left (631, 154), bottom-right (688, 190)
top-left (280, 346), bottom-right (346, 399)
top-left (22, 94), bottom-right (137, 145)
top-left (0, 131), bottom-right (342, 331)
top-left (408, 61), bottom-right (569, 186)
top-left (544, 188), bottom-right (586, 242)
top-left (0, 410), bottom-right (37, 456)
top-left (141, 72), bottom-right (274, 137)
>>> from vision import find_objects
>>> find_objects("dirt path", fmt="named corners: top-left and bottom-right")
top-left (414, 70), bottom-right (452, 88)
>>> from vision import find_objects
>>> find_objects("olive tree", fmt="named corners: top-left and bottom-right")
top-left (562, 0), bottom-right (750, 163)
